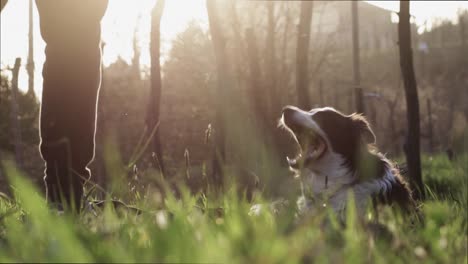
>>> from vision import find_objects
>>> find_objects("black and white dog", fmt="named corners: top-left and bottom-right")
top-left (252, 106), bottom-right (414, 221)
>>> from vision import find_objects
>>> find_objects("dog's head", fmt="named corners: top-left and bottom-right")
top-left (280, 106), bottom-right (376, 177)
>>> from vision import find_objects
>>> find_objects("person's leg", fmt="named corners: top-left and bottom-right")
top-left (36, 0), bottom-right (108, 211)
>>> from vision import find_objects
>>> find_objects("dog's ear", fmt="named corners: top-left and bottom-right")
top-left (350, 114), bottom-right (376, 144)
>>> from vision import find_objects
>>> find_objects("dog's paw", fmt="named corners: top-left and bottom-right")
top-left (249, 204), bottom-right (263, 216)
top-left (296, 195), bottom-right (312, 215)
top-left (249, 198), bottom-right (290, 216)
top-left (270, 198), bottom-right (290, 214)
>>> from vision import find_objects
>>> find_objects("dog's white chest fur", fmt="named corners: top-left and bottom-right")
top-left (297, 164), bottom-right (399, 220)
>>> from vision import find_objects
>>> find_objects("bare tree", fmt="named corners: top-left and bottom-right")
top-left (207, 0), bottom-right (230, 187)
top-left (27, 0), bottom-right (35, 97)
top-left (265, 1), bottom-right (278, 117)
top-left (308, 2), bottom-right (338, 103)
top-left (0, 0), bottom-right (8, 12)
top-left (147, 0), bottom-right (166, 175)
top-left (10, 58), bottom-right (22, 166)
top-left (296, 1), bottom-right (313, 109)
top-left (246, 28), bottom-right (268, 130)
top-left (278, 3), bottom-right (292, 103)
top-left (398, 0), bottom-right (424, 200)
top-left (352, 1), bottom-right (364, 114)
top-left (426, 99), bottom-right (434, 153)
top-left (132, 18), bottom-right (141, 80)
top-left (227, 0), bottom-right (247, 86)
top-left (95, 42), bottom-right (107, 191)
top-left (460, 12), bottom-right (466, 53)
top-left (388, 90), bottom-right (401, 155)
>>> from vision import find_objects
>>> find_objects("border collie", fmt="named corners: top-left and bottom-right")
top-left (278, 106), bottom-right (414, 221)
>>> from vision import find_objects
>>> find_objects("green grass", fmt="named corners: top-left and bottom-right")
top-left (0, 154), bottom-right (467, 263)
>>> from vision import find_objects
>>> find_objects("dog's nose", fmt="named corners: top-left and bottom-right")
top-left (282, 106), bottom-right (297, 120)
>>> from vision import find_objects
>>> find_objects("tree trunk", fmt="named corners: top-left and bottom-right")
top-left (27, 0), bottom-right (35, 97)
top-left (147, 0), bottom-right (165, 175)
top-left (0, 0), bottom-right (8, 12)
top-left (388, 105), bottom-right (398, 155)
top-left (427, 99), bottom-right (433, 153)
top-left (278, 3), bottom-right (292, 104)
top-left (265, 1), bottom-right (278, 117)
top-left (333, 85), bottom-right (339, 109)
top-left (228, 1), bottom-right (246, 88)
top-left (388, 92), bottom-right (400, 155)
top-left (296, 1), bottom-right (313, 109)
top-left (398, 0), bottom-right (424, 200)
top-left (319, 80), bottom-right (324, 106)
top-left (352, 1), bottom-right (365, 114)
top-left (459, 12), bottom-right (467, 78)
top-left (207, 0), bottom-right (229, 188)
top-left (132, 25), bottom-right (141, 80)
top-left (460, 13), bottom-right (466, 53)
top-left (246, 28), bottom-right (269, 132)
top-left (10, 58), bottom-right (22, 166)
top-left (96, 42), bottom-right (107, 193)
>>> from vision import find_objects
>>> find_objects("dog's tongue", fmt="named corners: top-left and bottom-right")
top-left (287, 139), bottom-right (326, 168)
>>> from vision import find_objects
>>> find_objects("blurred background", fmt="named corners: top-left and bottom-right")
top-left (1, 0), bottom-right (467, 197)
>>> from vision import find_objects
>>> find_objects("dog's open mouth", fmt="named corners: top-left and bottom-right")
top-left (286, 128), bottom-right (327, 169)
top-left (281, 106), bottom-right (328, 170)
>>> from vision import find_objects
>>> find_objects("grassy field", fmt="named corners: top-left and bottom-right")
top-left (0, 154), bottom-right (466, 263)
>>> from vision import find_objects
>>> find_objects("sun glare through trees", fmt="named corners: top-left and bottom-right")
top-left (0, 0), bottom-right (467, 263)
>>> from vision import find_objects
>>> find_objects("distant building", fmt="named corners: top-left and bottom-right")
top-left (312, 1), bottom-right (397, 54)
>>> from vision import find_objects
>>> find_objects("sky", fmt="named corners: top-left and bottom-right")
top-left (1, 0), bottom-right (467, 97)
